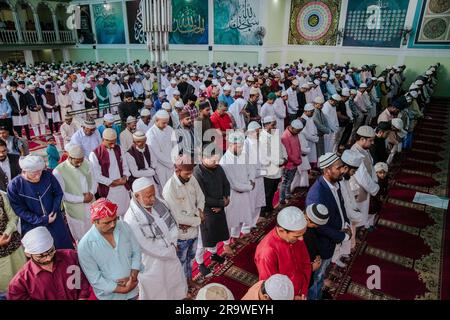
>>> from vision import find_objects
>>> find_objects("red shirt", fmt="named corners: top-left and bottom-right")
top-left (8, 249), bottom-right (92, 300)
top-left (210, 111), bottom-right (233, 150)
top-left (281, 128), bottom-right (302, 170)
top-left (254, 228), bottom-right (312, 297)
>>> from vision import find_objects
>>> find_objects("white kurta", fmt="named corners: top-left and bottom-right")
top-left (228, 98), bottom-right (246, 130)
top-left (89, 148), bottom-right (131, 217)
top-left (69, 90), bottom-right (85, 113)
top-left (291, 131), bottom-right (311, 191)
top-left (136, 119), bottom-right (152, 134)
top-left (273, 98), bottom-right (287, 133)
top-left (58, 93), bottom-right (72, 121)
top-left (124, 198), bottom-right (187, 300)
top-left (220, 150), bottom-right (255, 233)
top-left (119, 129), bottom-right (134, 153)
top-left (146, 125), bottom-right (177, 189)
top-left (107, 83), bottom-right (122, 105)
top-left (260, 102), bottom-right (276, 120)
top-left (322, 101), bottom-right (339, 153)
top-left (301, 114), bottom-right (319, 163)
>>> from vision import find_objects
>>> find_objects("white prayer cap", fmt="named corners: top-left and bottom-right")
top-left (158, 91), bottom-right (167, 98)
top-left (304, 103), bottom-right (315, 111)
top-left (281, 90), bottom-right (288, 97)
top-left (314, 96), bottom-right (324, 104)
top-left (350, 89), bottom-right (358, 95)
top-left (212, 79), bottom-right (219, 86)
top-left (173, 90), bottom-right (180, 96)
top-left (331, 94), bottom-right (342, 101)
top-left (359, 83), bottom-right (367, 89)
top-left (291, 119), bottom-right (303, 130)
top-left (85, 83), bottom-right (92, 89)
top-left (341, 149), bottom-right (363, 168)
top-left (415, 80), bottom-right (424, 85)
top-left (84, 119), bottom-right (96, 129)
top-left (228, 131), bottom-right (245, 144)
top-left (318, 152), bottom-right (339, 169)
top-left (126, 116), bottom-right (137, 124)
top-left (60, 85), bottom-right (67, 91)
top-left (28, 84), bottom-right (35, 90)
top-left (264, 274), bottom-right (295, 300)
top-left (68, 144), bottom-right (84, 159)
top-left (235, 86), bottom-right (243, 93)
top-left (377, 77), bottom-right (385, 82)
top-left (374, 162), bottom-right (389, 173)
top-left (220, 78), bottom-right (226, 83)
top-left (223, 84), bottom-right (232, 91)
top-left (262, 115), bottom-right (276, 124)
top-left (19, 155), bottom-right (45, 171)
top-left (196, 283), bottom-right (234, 300)
top-left (277, 206), bottom-right (307, 231)
top-left (321, 73), bottom-right (328, 79)
top-left (301, 84), bottom-right (310, 89)
top-left (356, 125), bottom-right (375, 138)
top-left (132, 177), bottom-right (154, 193)
top-left (335, 70), bottom-right (342, 75)
top-left (155, 110), bottom-right (170, 119)
top-left (170, 79), bottom-right (177, 85)
top-left (247, 121), bottom-right (261, 132)
top-left (247, 76), bottom-right (255, 82)
top-left (103, 113), bottom-right (115, 123)
top-left (103, 128), bottom-right (117, 140)
top-left (392, 118), bottom-right (407, 138)
top-left (249, 87), bottom-right (259, 96)
top-left (144, 98), bottom-right (153, 106)
top-left (133, 131), bottom-right (146, 141)
top-left (292, 79), bottom-right (299, 86)
top-left (430, 67), bottom-right (436, 72)
top-left (306, 204), bottom-right (329, 226)
top-left (175, 101), bottom-right (185, 109)
top-left (341, 88), bottom-right (350, 97)
top-left (140, 108), bottom-right (151, 117)
top-left (386, 65), bottom-right (392, 70)
top-left (22, 227), bottom-right (54, 255)
top-left (410, 90), bottom-right (419, 99)
top-left (313, 79), bottom-right (320, 86)
top-left (162, 102), bottom-right (171, 110)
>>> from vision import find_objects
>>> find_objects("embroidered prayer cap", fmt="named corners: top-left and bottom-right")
top-left (265, 274), bottom-right (295, 300)
top-left (247, 76), bottom-right (255, 82)
top-left (22, 226), bottom-right (54, 255)
top-left (318, 152), bottom-right (339, 169)
top-left (90, 198), bottom-right (118, 222)
top-left (262, 115), bottom-right (276, 124)
top-left (227, 131), bottom-right (246, 144)
top-left (102, 128), bottom-right (117, 140)
top-left (247, 121), bottom-right (261, 132)
top-left (103, 113), bottom-right (115, 123)
top-left (321, 73), bottom-right (328, 79)
top-left (196, 283), bottom-right (235, 300)
top-left (162, 102), bottom-right (171, 111)
top-left (68, 144), bottom-right (84, 159)
top-left (19, 155), bottom-right (45, 171)
top-left (291, 119), bottom-right (303, 130)
top-left (341, 149), bottom-right (363, 168)
top-left (330, 94), bottom-right (342, 102)
top-left (132, 177), bottom-right (154, 193)
top-left (356, 126), bottom-right (375, 138)
top-left (359, 83), bottom-right (368, 89)
top-left (374, 162), bottom-right (389, 173)
top-left (223, 84), bottom-right (232, 91)
top-left (341, 88), bottom-right (350, 97)
top-left (155, 110), bottom-right (170, 119)
top-left (235, 86), bottom-right (244, 93)
top-left (83, 119), bottom-right (97, 129)
top-left (173, 90), bottom-right (180, 96)
top-left (277, 206), bottom-right (307, 231)
top-left (140, 108), bottom-right (151, 117)
top-left (303, 103), bottom-right (314, 112)
top-left (126, 116), bottom-right (137, 124)
top-left (249, 87), bottom-right (259, 96)
top-left (306, 203), bottom-right (329, 226)
top-left (314, 96), bottom-right (324, 104)
top-left (132, 131), bottom-right (146, 141)
top-left (175, 101), bottom-right (185, 109)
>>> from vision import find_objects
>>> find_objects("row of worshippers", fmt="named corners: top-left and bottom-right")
top-left (0, 63), bottom-right (439, 300)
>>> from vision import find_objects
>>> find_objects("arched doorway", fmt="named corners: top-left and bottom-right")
top-left (0, 1), bottom-right (16, 30)
top-left (15, 0), bottom-right (35, 31)
top-left (36, 2), bottom-right (54, 31)
top-left (55, 4), bottom-right (70, 31)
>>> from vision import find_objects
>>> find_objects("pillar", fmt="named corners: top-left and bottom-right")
top-left (33, 12), bottom-right (43, 42)
top-left (52, 13), bottom-right (61, 41)
top-left (11, 10), bottom-right (23, 42)
top-left (23, 50), bottom-right (34, 66)
top-left (62, 48), bottom-right (70, 62)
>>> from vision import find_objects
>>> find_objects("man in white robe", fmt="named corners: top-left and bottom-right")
top-left (136, 108), bottom-right (152, 134)
top-left (300, 103), bottom-right (319, 167)
top-left (89, 128), bottom-right (131, 217)
top-left (273, 91), bottom-right (288, 133)
top-left (228, 89), bottom-right (246, 130)
top-left (220, 131), bottom-right (255, 246)
top-left (107, 78), bottom-right (122, 114)
top-left (124, 177), bottom-right (187, 300)
top-left (322, 94), bottom-right (341, 153)
top-left (69, 84), bottom-right (85, 120)
top-left (146, 110), bottom-right (177, 188)
top-left (57, 86), bottom-right (72, 122)
top-left (119, 116), bottom-right (137, 152)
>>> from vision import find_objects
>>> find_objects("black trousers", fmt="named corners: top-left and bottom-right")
top-left (48, 120), bottom-right (60, 134)
top-left (14, 125), bottom-right (31, 140)
top-left (261, 177), bottom-right (281, 217)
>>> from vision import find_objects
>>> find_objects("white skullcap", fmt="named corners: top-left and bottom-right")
top-left (321, 73), bottom-right (328, 78)
top-left (19, 155), bottom-right (45, 171)
top-left (103, 113), bottom-right (115, 123)
top-left (247, 76), bottom-right (255, 82)
top-left (291, 119), bottom-right (303, 130)
top-left (132, 177), bottom-right (154, 193)
top-left (341, 149), bottom-right (363, 168)
top-left (140, 108), bottom-right (151, 117)
top-left (264, 274), bottom-right (295, 300)
top-left (85, 83), bottom-right (92, 89)
top-left (170, 79), bottom-right (177, 84)
top-left (144, 98), bottom-right (152, 106)
top-left (359, 83), bottom-right (367, 89)
top-left (292, 79), bottom-right (299, 86)
top-left (223, 84), bottom-right (232, 91)
top-left (341, 88), bottom-right (350, 97)
top-left (409, 84), bottom-right (419, 90)
top-left (304, 103), bottom-right (315, 111)
top-left (126, 116), bottom-right (137, 124)
top-left (314, 96), bottom-right (324, 104)
top-left (68, 144), bottom-right (84, 159)
top-left (60, 85), bottom-right (67, 91)
top-left (212, 79), bottom-right (219, 86)
top-left (22, 226), bottom-right (54, 255)
top-left (235, 87), bottom-right (244, 93)
top-left (173, 90), bottom-right (180, 96)
top-left (196, 283), bottom-right (234, 300)
top-left (314, 79), bottom-right (320, 85)
top-left (175, 101), bottom-right (185, 109)
top-left (415, 80), bottom-right (424, 85)
top-left (331, 94), bottom-right (342, 101)
top-left (281, 91), bottom-right (288, 97)
top-left (162, 102), bottom-right (171, 110)
top-left (391, 118), bottom-right (404, 130)
top-left (306, 204), bottom-right (329, 226)
top-left (103, 128), bottom-right (117, 140)
top-left (249, 87), bottom-right (259, 95)
top-left (262, 115), bottom-right (276, 124)
top-left (277, 206), bottom-right (307, 231)
top-left (410, 91), bottom-right (419, 99)
top-left (155, 110), bottom-right (170, 119)
top-left (228, 131), bottom-right (245, 144)
top-left (132, 131), bottom-right (146, 141)
top-left (374, 162), bottom-right (389, 173)
top-left (350, 89), bottom-right (358, 95)
top-left (335, 70), bottom-right (342, 75)
top-left (301, 84), bottom-right (310, 89)
top-left (356, 125), bottom-right (375, 138)
top-left (247, 121), bottom-right (261, 132)
top-left (378, 77), bottom-right (385, 82)
top-left (319, 152), bottom-right (339, 169)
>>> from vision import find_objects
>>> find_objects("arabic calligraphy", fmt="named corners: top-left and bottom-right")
top-left (229, 0), bottom-right (259, 31)
top-left (173, 7), bottom-right (206, 34)
top-left (133, 0), bottom-right (146, 44)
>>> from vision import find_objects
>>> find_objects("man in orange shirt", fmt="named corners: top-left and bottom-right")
top-left (210, 102), bottom-right (234, 151)
top-left (242, 274), bottom-right (294, 300)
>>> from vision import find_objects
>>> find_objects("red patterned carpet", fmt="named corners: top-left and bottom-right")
top-left (190, 99), bottom-right (450, 300)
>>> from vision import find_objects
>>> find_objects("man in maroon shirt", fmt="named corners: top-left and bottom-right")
top-left (8, 226), bottom-right (91, 300)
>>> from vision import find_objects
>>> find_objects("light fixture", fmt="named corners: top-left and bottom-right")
top-left (103, 1), bottom-right (111, 11)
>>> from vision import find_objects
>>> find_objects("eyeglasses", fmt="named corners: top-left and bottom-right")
top-left (33, 246), bottom-right (56, 260)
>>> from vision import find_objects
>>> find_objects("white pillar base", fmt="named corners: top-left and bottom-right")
top-left (24, 50), bottom-right (34, 66)
top-left (62, 48), bottom-right (70, 62)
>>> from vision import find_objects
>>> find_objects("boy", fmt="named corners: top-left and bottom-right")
top-left (46, 135), bottom-right (60, 170)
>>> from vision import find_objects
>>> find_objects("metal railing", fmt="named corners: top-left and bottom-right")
top-left (0, 29), bottom-right (75, 45)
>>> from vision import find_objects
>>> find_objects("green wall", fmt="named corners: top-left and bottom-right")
top-left (286, 51), bottom-right (335, 67)
top-left (266, 52), bottom-right (282, 65)
top-left (168, 50), bottom-right (209, 65)
top-left (265, 0), bottom-right (285, 46)
top-left (214, 51), bottom-right (258, 66)
top-left (68, 48), bottom-right (96, 63)
top-left (96, 49), bottom-right (127, 64)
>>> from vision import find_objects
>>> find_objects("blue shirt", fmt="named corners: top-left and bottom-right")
top-left (219, 94), bottom-right (234, 108)
top-left (0, 98), bottom-right (12, 117)
top-left (46, 144), bottom-right (60, 169)
top-left (77, 221), bottom-right (143, 300)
